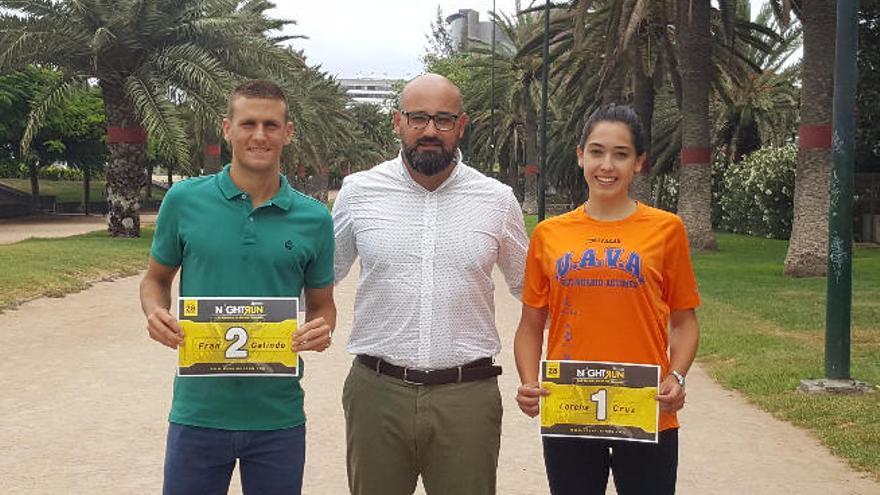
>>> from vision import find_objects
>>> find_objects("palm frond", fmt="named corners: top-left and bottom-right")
top-left (21, 74), bottom-right (89, 155)
top-left (125, 74), bottom-right (190, 167)
top-left (150, 42), bottom-right (235, 104)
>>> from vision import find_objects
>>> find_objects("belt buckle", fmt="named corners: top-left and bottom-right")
top-left (402, 367), bottom-right (422, 385)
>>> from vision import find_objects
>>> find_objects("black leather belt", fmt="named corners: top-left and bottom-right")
top-left (356, 355), bottom-right (502, 385)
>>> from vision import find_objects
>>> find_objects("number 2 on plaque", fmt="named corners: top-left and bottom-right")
top-left (225, 326), bottom-right (248, 359)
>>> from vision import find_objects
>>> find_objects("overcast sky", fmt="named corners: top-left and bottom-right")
top-left (274, 1), bottom-right (775, 80)
top-left (274, 1), bottom-right (525, 79)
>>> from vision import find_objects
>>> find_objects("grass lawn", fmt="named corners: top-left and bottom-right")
top-left (524, 214), bottom-right (540, 235)
top-left (0, 228), bottom-right (153, 310)
top-left (694, 234), bottom-right (880, 478)
top-left (0, 178), bottom-right (165, 203)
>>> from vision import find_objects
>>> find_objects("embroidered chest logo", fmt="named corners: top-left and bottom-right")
top-left (284, 240), bottom-right (294, 251)
top-left (555, 247), bottom-right (644, 286)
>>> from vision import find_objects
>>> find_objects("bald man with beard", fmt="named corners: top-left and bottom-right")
top-left (332, 74), bottom-right (529, 495)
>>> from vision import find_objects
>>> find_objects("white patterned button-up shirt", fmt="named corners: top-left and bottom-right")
top-left (333, 153), bottom-right (529, 370)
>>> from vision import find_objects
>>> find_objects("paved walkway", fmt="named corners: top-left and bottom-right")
top-left (0, 213), bottom-right (157, 245)
top-left (1, 266), bottom-right (878, 494)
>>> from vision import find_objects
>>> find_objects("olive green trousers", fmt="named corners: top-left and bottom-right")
top-left (342, 359), bottom-right (503, 495)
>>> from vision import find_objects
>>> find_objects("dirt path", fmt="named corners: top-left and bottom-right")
top-left (0, 213), bottom-right (157, 245)
top-left (1, 270), bottom-right (878, 494)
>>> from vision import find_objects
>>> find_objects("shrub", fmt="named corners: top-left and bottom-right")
top-left (39, 165), bottom-right (84, 181)
top-left (718, 144), bottom-right (797, 239)
top-left (0, 160), bottom-right (25, 179)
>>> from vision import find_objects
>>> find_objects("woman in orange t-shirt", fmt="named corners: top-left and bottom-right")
top-left (514, 104), bottom-right (701, 495)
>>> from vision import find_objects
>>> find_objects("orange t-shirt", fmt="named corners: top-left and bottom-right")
top-left (523, 202), bottom-right (701, 431)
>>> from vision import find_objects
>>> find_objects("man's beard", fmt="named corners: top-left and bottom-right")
top-left (402, 139), bottom-right (456, 176)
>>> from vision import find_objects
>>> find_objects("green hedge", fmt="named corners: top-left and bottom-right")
top-left (0, 162), bottom-right (104, 181)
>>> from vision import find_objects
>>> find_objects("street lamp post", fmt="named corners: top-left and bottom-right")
top-left (538, 0), bottom-right (549, 222)
top-left (825, 0), bottom-right (857, 380)
top-left (800, 0), bottom-right (872, 395)
top-left (491, 0), bottom-right (496, 175)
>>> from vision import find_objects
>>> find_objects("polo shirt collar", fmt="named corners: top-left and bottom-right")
top-left (216, 163), bottom-right (295, 211)
top-left (270, 175), bottom-right (294, 211)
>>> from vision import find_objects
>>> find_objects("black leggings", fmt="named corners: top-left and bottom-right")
top-left (542, 428), bottom-right (678, 495)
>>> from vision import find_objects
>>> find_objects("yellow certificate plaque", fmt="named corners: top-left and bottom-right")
top-left (177, 297), bottom-right (299, 377)
top-left (540, 360), bottom-right (660, 443)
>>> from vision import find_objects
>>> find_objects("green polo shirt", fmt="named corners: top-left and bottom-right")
top-left (150, 164), bottom-right (334, 430)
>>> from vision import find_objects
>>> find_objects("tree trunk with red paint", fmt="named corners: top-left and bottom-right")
top-left (675, 0), bottom-right (717, 251)
top-left (784, 0), bottom-right (836, 277)
top-left (203, 136), bottom-right (222, 175)
top-left (101, 81), bottom-right (147, 238)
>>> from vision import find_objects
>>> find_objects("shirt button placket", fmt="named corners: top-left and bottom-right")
top-left (243, 194), bottom-right (257, 245)
top-left (419, 193), bottom-right (436, 367)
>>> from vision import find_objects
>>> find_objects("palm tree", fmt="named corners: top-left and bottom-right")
top-left (675, 0), bottom-right (717, 250)
top-left (764, 0), bottom-right (837, 277)
top-left (347, 103), bottom-right (398, 160)
top-left (0, 0), bottom-right (306, 237)
top-left (283, 66), bottom-right (354, 202)
top-left (688, 2), bottom-right (800, 229)
top-left (437, 52), bottom-right (520, 190)
top-left (328, 126), bottom-right (387, 184)
top-left (575, 0), bottom-right (769, 252)
top-left (714, 5), bottom-right (801, 164)
top-left (512, 0), bottom-right (773, 216)
top-left (464, 11), bottom-right (545, 214)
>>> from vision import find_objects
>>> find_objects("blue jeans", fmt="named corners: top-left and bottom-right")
top-left (163, 423), bottom-right (306, 495)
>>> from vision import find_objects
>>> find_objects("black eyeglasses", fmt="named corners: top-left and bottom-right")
top-left (401, 111), bottom-right (459, 132)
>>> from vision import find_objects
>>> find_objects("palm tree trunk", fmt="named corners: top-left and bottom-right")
top-left (316, 166), bottom-right (330, 203)
top-left (675, 0), bottom-right (717, 251)
top-left (144, 163), bottom-right (152, 204)
top-left (602, 1), bottom-right (627, 104)
top-left (292, 164), bottom-right (308, 194)
top-left (203, 135), bottom-right (222, 175)
top-left (654, 173), bottom-right (667, 208)
top-left (83, 165), bottom-right (91, 215)
top-left (28, 159), bottom-right (40, 210)
top-left (630, 40), bottom-right (655, 205)
top-left (522, 79), bottom-right (538, 214)
top-left (784, 0), bottom-right (835, 277)
top-left (506, 140), bottom-right (519, 196)
top-left (101, 81), bottom-right (147, 237)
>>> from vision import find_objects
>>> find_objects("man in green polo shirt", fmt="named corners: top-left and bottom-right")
top-left (139, 79), bottom-right (335, 495)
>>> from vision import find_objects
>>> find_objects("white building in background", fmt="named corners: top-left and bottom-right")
top-left (338, 76), bottom-right (400, 111)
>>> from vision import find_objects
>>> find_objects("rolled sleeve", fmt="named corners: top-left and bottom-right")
top-left (497, 190), bottom-right (528, 300)
top-left (332, 180), bottom-right (358, 283)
